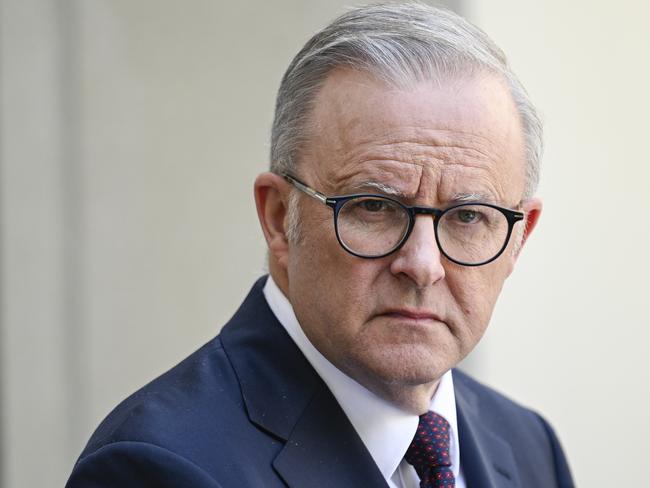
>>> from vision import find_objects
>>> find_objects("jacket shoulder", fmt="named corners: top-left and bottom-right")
top-left (73, 333), bottom-right (286, 485)
top-left (453, 368), bottom-right (541, 416)
top-left (453, 369), bottom-right (574, 487)
top-left (454, 368), bottom-right (555, 442)
top-left (81, 337), bottom-right (238, 448)
top-left (67, 440), bottom-right (224, 488)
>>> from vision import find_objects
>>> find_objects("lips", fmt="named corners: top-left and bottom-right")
top-left (378, 308), bottom-right (444, 323)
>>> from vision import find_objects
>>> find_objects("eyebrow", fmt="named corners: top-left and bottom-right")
top-left (451, 192), bottom-right (493, 203)
top-left (348, 181), bottom-right (409, 197)
top-left (347, 183), bottom-right (494, 205)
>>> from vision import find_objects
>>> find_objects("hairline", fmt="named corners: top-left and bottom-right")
top-left (270, 3), bottom-right (543, 201)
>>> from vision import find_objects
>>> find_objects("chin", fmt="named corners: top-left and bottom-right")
top-left (351, 343), bottom-right (455, 388)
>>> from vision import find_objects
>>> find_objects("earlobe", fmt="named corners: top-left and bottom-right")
top-left (254, 172), bottom-right (290, 268)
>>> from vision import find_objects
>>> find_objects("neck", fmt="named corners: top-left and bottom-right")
top-left (268, 259), bottom-right (290, 297)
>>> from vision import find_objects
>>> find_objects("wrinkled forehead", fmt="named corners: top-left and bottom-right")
top-left (299, 68), bottom-right (526, 205)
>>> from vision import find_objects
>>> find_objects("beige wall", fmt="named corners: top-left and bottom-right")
top-left (1, 0), bottom-right (648, 486)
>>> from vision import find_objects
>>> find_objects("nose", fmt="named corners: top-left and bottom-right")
top-left (389, 215), bottom-right (445, 288)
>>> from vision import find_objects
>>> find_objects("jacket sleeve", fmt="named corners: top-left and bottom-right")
top-left (66, 441), bottom-right (223, 488)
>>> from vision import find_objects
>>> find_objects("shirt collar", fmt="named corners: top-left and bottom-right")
top-left (263, 275), bottom-right (461, 482)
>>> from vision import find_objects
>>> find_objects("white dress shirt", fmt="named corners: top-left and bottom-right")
top-left (263, 276), bottom-right (466, 488)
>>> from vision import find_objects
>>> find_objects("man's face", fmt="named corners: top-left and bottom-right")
top-left (284, 68), bottom-right (533, 410)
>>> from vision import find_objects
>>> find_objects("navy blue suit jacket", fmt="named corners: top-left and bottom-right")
top-left (67, 277), bottom-right (574, 487)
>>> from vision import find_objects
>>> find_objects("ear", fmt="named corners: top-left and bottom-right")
top-left (254, 172), bottom-right (291, 269)
top-left (515, 197), bottom-right (543, 258)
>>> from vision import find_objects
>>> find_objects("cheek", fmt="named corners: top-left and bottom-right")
top-left (295, 212), bottom-right (382, 295)
top-left (446, 264), bottom-right (509, 333)
top-left (287, 221), bottom-right (383, 337)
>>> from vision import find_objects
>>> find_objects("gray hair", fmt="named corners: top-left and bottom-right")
top-left (270, 2), bottom-right (543, 200)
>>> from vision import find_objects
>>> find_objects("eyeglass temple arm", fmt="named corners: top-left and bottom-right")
top-left (283, 173), bottom-right (328, 204)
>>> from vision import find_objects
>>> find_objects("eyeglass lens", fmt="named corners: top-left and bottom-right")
top-left (336, 197), bottom-right (510, 264)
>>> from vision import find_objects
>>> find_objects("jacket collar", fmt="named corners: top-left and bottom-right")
top-left (220, 277), bottom-right (388, 487)
top-left (454, 371), bottom-right (521, 488)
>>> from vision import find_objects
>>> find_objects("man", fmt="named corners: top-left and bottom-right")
top-left (67, 3), bottom-right (574, 487)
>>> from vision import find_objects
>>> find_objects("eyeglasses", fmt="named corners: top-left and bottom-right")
top-left (283, 173), bottom-right (525, 266)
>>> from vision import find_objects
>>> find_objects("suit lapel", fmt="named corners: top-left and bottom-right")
top-left (455, 373), bottom-right (521, 488)
top-left (273, 382), bottom-right (388, 488)
top-left (220, 277), bottom-right (388, 488)
top-left (220, 277), bottom-right (320, 440)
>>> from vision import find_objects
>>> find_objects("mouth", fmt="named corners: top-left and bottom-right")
top-left (377, 308), bottom-right (445, 326)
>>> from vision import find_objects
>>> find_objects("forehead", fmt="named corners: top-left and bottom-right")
top-left (302, 68), bottom-right (526, 205)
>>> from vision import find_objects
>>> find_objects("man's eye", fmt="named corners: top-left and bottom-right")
top-left (359, 199), bottom-right (389, 212)
top-left (455, 209), bottom-right (481, 223)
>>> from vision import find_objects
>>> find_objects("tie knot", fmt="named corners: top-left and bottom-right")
top-left (405, 411), bottom-right (455, 487)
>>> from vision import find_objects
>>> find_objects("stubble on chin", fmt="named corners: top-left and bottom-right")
top-left (337, 338), bottom-right (454, 414)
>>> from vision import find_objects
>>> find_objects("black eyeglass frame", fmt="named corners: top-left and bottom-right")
top-left (283, 173), bottom-right (525, 266)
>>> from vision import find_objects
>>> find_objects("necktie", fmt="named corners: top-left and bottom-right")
top-left (405, 411), bottom-right (455, 487)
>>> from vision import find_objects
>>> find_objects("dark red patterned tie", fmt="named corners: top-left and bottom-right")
top-left (405, 411), bottom-right (455, 487)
